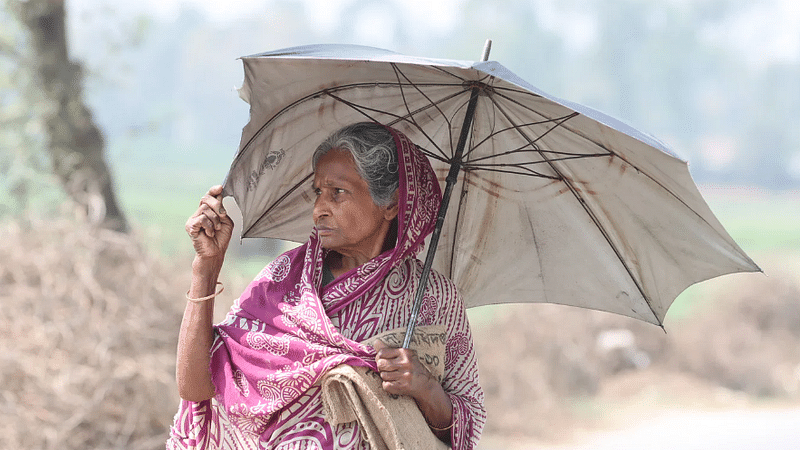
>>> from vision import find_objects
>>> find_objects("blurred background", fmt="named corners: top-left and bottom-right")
top-left (1, 0), bottom-right (799, 448)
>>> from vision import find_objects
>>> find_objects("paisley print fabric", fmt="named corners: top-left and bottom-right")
top-left (167, 126), bottom-right (485, 449)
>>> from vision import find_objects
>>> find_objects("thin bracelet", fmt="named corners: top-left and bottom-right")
top-left (427, 419), bottom-right (453, 432)
top-left (186, 282), bottom-right (224, 303)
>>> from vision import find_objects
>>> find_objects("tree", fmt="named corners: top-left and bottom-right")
top-left (10, 0), bottom-right (128, 232)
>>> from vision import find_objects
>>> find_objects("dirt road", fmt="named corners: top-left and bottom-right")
top-left (479, 406), bottom-right (800, 450)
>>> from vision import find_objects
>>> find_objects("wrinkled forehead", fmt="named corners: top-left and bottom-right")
top-left (312, 149), bottom-right (369, 188)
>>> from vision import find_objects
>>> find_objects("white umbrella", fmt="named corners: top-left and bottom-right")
top-left (222, 42), bottom-right (759, 341)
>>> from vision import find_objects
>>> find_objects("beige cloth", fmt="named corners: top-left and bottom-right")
top-left (320, 326), bottom-right (450, 450)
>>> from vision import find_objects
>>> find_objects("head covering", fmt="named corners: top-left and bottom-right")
top-left (208, 124), bottom-right (442, 418)
top-left (316, 125), bottom-right (442, 315)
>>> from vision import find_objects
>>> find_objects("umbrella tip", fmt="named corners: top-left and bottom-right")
top-left (481, 39), bottom-right (492, 62)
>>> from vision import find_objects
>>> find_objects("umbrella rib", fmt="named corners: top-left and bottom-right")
top-left (233, 78), bottom-right (474, 172)
top-left (242, 172), bottom-right (314, 238)
top-left (490, 86), bottom-right (754, 316)
top-left (460, 165), bottom-right (560, 179)
top-left (321, 90), bottom-right (403, 122)
top-left (416, 145), bottom-right (451, 165)
top-left (448, 173), bottom-right (470, 280)
top-left (489, 84), bottom-right (546, 101)
top-left (490, 90), bottom-right (658, 172)
top-left (488, 91), bottom-right (662, 176)
top-left (524, 202), bottom-right (550, 305)
top-left (464, 95), bottom-right (597, 171)
top-left (325, 80), bottom-right (466, 91)
top-left (325, 92), bottom-right (455, 159)
top-left (465, 115), bottom-right (578, 159)
top-left (509, 99), bottom-right (747, 254)
top-left (490, 88), bottom-right (574, 125)
top-left (549, 120), bottom-right (742, 245)
top-left (390, 63), bottom-right (457, 161)
top-left (469, 153), bottom-right (610, 168)
top-left (392, 65), bottom-right (453, 135)
top-left (491, 101), bottom-right (660, 324)
top-left (464, 111), bottom-right (582, 162)
top-left (323, 87), bottom-right (468, 162)
top-left (232, 80), bottom-right (467, 167)
top-left (463, 153), bottom-right (609, 178)
top-left (465, 114), bottom-right (594, 164)
top-left (327, 86), bottom-right (466, 125)
top-left (468, 142), bottom-right (609, 164)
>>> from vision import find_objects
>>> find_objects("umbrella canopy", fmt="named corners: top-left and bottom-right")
top-left (222, 43), bottom-right (759, 327)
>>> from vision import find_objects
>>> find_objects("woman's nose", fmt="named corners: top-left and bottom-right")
top-left (313, 194), bottom-right (329, 222)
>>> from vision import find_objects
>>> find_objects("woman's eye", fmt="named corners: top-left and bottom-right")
top-left (313, 188), bottom-right (321, 196)
top-left (335, 188), bottom-right (346, 194)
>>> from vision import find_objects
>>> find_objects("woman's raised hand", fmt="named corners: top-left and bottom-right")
top-left (185, 185), bottom-right (234, 261)
top-left (177, 186), bottom-right (232, 402)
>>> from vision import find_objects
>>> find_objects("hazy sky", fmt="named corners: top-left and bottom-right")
top-left (67, 0), bottom-right (800, 68)
top-left (67, 0), bottom-right (464, 33)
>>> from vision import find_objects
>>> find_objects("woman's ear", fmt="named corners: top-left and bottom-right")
top-left (383, 192), bottom-right (399, 221)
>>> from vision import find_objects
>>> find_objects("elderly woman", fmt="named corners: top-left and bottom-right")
top-left (168, 123), bottom-right (485, 449)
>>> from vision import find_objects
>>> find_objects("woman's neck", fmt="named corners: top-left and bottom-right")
top-left (325, 247), bottom-right (386, 279)
top-left (324, 219), bottom-right (398, 278)
top-left (326, 252), bottom-right (356, 278)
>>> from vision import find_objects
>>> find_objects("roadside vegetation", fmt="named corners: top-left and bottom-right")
top-left (2, 185), bottom-right (798, 449)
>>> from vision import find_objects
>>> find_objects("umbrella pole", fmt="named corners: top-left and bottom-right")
top-left (403, 40), bottom-right (492, 349)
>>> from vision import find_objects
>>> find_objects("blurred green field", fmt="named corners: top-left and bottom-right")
top-left (120, 177), bottom-right (800, 257)
top-left (699, 185), bottom-right (800, 254)
top-left (658, 185), bottom-right (799, 322)
top-left (115, 147), bottom-right (799, 325)
top-left (112, 139), bottom-right (295, 278)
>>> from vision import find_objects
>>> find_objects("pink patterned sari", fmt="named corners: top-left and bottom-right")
top-left (167, 128), bottom-right (485, 449)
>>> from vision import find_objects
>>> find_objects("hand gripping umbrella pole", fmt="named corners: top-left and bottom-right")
top-left (402, 40), bottom-right (492, 349)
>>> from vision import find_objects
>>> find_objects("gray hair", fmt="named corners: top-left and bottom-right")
top-left (312, 122), bottom-right (400, 207)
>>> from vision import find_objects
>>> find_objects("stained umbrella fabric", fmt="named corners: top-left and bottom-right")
top-left (222, 43), bottom-right (759, 326)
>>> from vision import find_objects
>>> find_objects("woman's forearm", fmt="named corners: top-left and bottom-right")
top-left (414, 380), bottom-right (454, 442)
top-left (175, 258), bottom-right (222, 401)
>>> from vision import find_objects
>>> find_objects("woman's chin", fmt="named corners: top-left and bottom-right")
top-left (318, 236), bottom-right (339, 250)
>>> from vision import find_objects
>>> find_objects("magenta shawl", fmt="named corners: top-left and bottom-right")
top-left (168, 127), bottom-right (485, 449)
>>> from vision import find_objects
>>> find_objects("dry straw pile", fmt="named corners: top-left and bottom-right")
top-left (0, 217), bottom-right (187, 449)
top-left (2, 214), bottom-right (799, 448)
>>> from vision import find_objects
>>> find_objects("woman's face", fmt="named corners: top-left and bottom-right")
top-left (312, 149), bottom-right (398, 259)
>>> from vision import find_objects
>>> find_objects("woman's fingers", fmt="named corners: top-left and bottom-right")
top-left (200, 190), bottom-right (226, 228)
top-left (201, 194), bottom-right (226, 219)
top-left (373, 341), bottom-right (429, 395)
top-left (200, 210), bottom-right (218, 237)
top-left (379, 369), bottom-right (403, 382)
top-left (187, 186), bottom-right (229, 237)
top-left (375, 345), bottom-right (411, 370)
top-left (378, 367), bottom-right (408, 394)
top-left (185, 186), bottom-right (235, 260)
top-left (185, 213), bottom-right (207, 237)
top-left (207, 184), bottom-right (224, 197)
top-left (186, 208), bottom-right (217, 238)
top-left (206, 185), bottom-right (226, 211)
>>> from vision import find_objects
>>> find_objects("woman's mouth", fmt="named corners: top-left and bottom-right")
top-left (316, 226), bottom-right (333, 236)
